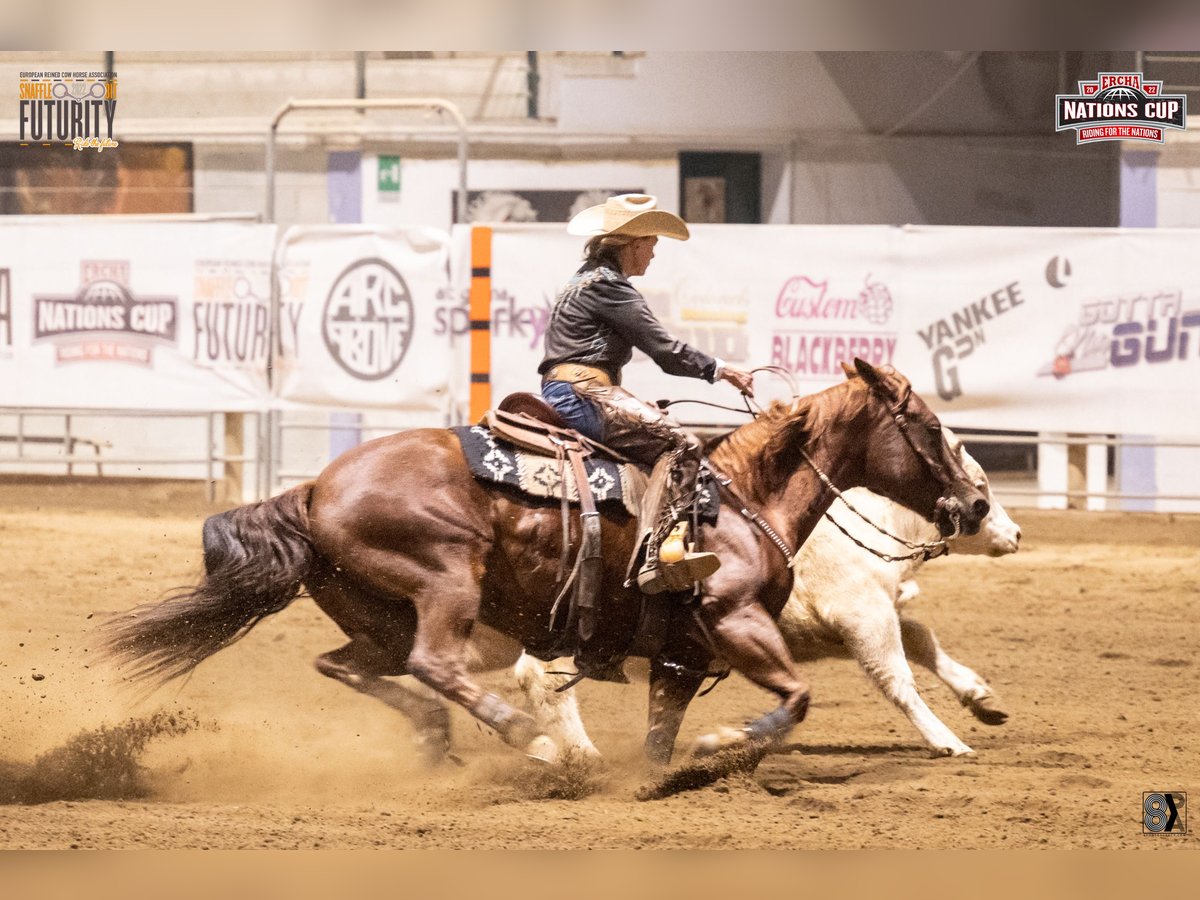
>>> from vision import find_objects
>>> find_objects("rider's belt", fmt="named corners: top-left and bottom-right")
top-left (542, 364), bottom-right (614, 389)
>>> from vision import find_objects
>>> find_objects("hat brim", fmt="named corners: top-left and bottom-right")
top-left (567, 206), bottom-right (690, 241)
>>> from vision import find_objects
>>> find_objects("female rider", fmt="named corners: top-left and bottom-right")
top-left (539, 194), bottom-right (754, 675)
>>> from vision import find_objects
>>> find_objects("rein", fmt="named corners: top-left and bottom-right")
top-left (801, 448), bottom-right (956, 563)
top-left (687, 370), bottom-right (962, 566)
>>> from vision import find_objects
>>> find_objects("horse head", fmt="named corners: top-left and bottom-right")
top-left (943, 429), bottom-right (1022, 556)
top-left (844, 359), bottom-right (990, 537)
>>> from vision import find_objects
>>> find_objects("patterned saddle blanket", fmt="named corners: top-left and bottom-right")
top-left (453, 425), bottom-right (645, 515)
top-left (452, 425), bottom-right (720, 521)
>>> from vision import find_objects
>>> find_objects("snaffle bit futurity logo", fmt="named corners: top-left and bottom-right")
top-left (1056, 72), bottom-right (1186, 145)
top-left (17, 70), bottom-right (119, 152)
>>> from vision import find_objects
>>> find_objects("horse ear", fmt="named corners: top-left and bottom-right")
top-left (840, 361), bottom-right (857, 379)
top-left (853, 357), bottom-right (883, 386)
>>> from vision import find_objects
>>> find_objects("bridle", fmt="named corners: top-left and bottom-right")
top-left (699, 371), bottom-right (963, 567)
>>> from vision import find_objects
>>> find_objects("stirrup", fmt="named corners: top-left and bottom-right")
top-left (636, 551), bottom-right (721, 595)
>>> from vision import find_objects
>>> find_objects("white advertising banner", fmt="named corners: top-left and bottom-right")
top-left (471, 224), bottom-right (902, 425)
top-left (470, 223), bottom-right (1200, 437)
top-left (274, 226), bottom-right (453, 414)
top-left (0, 219), bottom-right (276, 411)
top-left (4, 220), bottom-right (1198, 440)
top-left (894, 226), bottom-right (1200, 438)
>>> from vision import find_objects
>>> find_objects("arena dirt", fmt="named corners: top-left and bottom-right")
top-left (1, 478), bottom-right (1197, 848)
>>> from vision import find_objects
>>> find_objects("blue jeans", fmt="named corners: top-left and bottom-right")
top-left (541, 380), bottom-right (604, 442)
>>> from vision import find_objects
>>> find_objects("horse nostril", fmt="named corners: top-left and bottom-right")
top-left (972, 498), bottom-right (990, 520)
top-left (1015, 528), bottom-right (1022, 545)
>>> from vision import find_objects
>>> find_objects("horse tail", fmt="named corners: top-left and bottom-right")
top-left (101, 482), bottom-right (316, 687)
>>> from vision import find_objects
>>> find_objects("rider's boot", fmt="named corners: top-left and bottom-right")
top-left (636, 521), bottom-right (721, 595)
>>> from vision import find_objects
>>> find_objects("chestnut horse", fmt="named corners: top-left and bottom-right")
top-left (101, 360), bottom-right (988, 766)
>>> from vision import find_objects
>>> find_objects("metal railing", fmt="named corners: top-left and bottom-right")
top-left (0, 408), bottom-right (262, 502)
top-left (4, 410), bottom-right (1199, 511)
top-left (264, 98), bottom-right (469, 224)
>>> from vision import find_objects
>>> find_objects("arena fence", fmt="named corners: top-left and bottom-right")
top-left (3, 218), bottom-right (1200, 512)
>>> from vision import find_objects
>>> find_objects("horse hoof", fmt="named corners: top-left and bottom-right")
top-left (524, 735), bottom-right (560, 765)
top-left (691, 726), bottom-right (746, 758)
top-left (965, 694), bottom-right (1008, 726)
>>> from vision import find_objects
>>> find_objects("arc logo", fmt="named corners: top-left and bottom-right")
top-left (322, 258), bottom-right (415, 381)
top-left (1056, 72), bottom-right (1186, 145)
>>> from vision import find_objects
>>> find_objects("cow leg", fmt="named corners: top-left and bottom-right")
top-left (899, 616), bottom-right (1008, 726)
top-left (512, 654), bottom-right (601, 761)
top-left (838, 608), bottom-right (974, 757)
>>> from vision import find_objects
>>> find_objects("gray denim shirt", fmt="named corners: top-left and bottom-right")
top-left (537, 264), bottom-right (717, 386)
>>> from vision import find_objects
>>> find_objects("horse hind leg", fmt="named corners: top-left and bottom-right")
top-left (406, 581), bottom-right (551, 761)
top-left (513, 654), bottom-right (601, 762)
top-left (314, 639), bottom-right (455, 767)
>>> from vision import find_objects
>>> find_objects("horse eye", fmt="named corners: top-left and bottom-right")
top-left (974, 480), bottom-right (986, 490)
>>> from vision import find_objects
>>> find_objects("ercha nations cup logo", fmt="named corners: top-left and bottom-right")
top-left (34, 261), bottom-right (178, 366)
top-left (1056, 72), bottom-right (1186, 145)
top-left (18, 70), bottom-right (119, 152)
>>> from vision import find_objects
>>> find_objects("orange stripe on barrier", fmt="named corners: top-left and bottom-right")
top-left (470, 336), bottom-right (491, 373)
top-left (470, 383), bottom-right (490, 423)
top-left (469, 226), bottom-right (493, 422)
top-left (471, 223), bottom-right (493, 270)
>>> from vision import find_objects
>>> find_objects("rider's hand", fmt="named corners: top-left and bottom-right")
top-left (721, 365), bottom-right (755, 397)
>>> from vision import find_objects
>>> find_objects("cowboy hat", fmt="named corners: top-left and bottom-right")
top-left (566, 194), bottom-right (690, 241)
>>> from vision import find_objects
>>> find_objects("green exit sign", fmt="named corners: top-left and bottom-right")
top-left (378, 155), bottom-right (401, 194)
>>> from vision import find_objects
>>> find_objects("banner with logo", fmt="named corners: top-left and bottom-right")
top-left (466, 223), bottom-right (1200, 438)
top-left (274, 226), bottom-right (452, 413)
top-left (894, 225), bottom-right (1200, 438)
top-left (0, 219), bottom-right (275, 410)
top-left (465, 224), bottom-right (901, 425)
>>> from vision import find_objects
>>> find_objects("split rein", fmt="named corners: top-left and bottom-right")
top-left (661, 367), bottom-right (959, 566)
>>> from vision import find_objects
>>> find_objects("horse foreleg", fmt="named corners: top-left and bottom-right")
top-left (899, 616), bottom-right (1008, 726)
top-left (692, 601), bottom-right (811, 756)
top-left (644, 658), bottom-right (704, 766)
top-left (314, 641), bottom-right (453, 766)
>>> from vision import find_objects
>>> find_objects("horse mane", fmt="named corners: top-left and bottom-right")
top-left (707, 395), bottom-right (819, 497)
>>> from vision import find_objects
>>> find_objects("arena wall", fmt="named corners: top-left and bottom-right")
top-left (4, 219), bottom-right (1199, 511)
